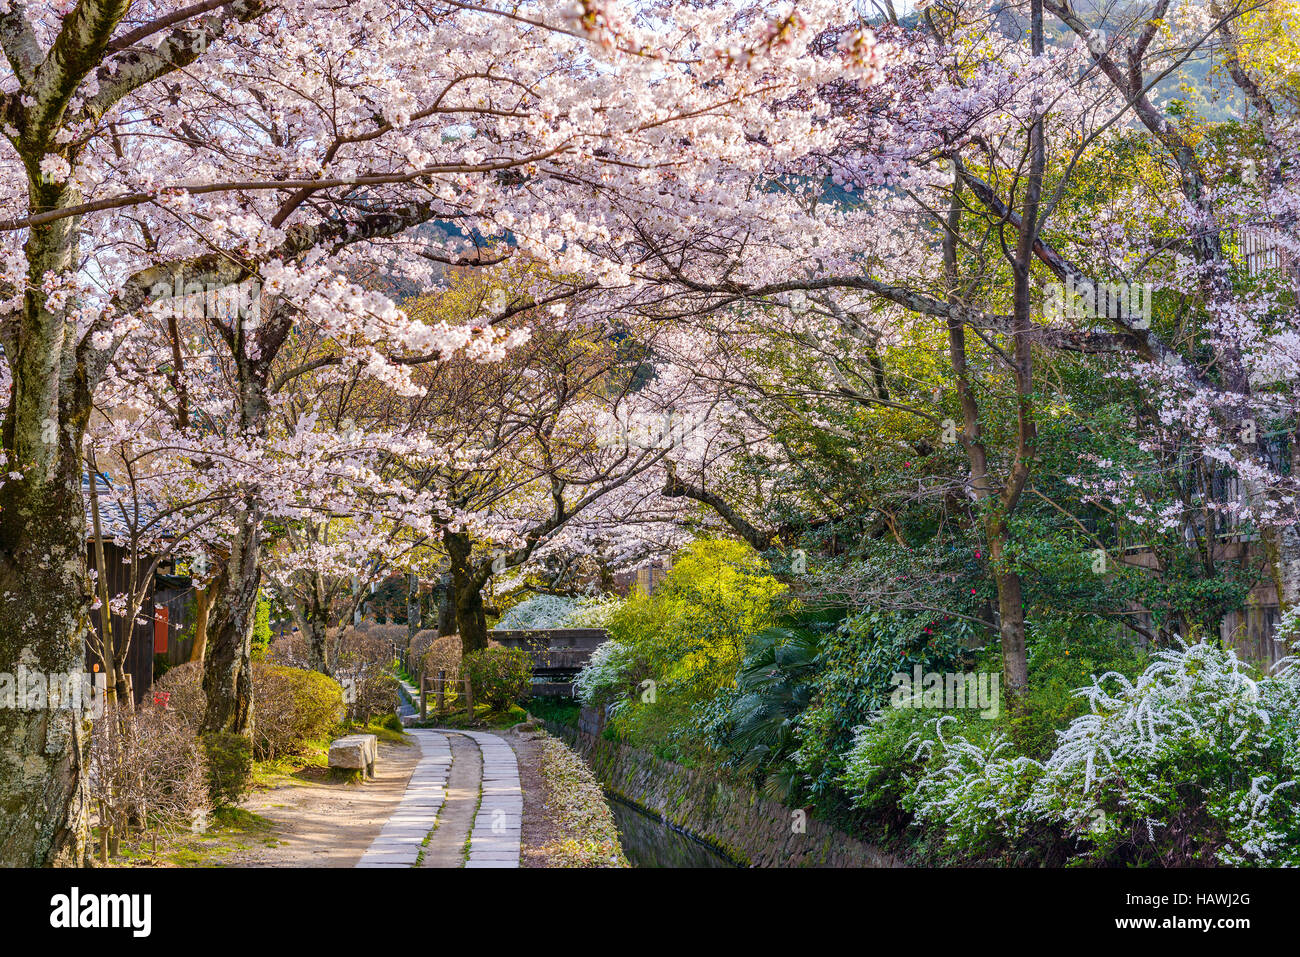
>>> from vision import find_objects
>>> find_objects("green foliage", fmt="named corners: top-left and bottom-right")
top-left (840, 642), bottom-right (1300, 866)
top-left (610, 539), bottom-right (786, 699)
top-left (202, 732), bottom-right (253, 808)
top-left (251, 663), bottom-right (346, 760)
top-left (1009, 618), bottom-right (1149, 757)
top-left (698, 609), bottom-right (840, 802)
top-left (250, 593), bottom-right (273, 662)
top-left (463, 646), bottom-right (533, 711)
top-left (601, 539), bottom-right (786, 759)
top-left (795, 606), bottom-right (978, 809)
top-left (527, 697), bottom-right (581, 727)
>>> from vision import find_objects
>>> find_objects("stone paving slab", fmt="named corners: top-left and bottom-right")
top-left (459, 730), bottom-right (522, 868)
top-left (355, 730), bottom-right (450, 868)
top-left (358, 728), bottom-right (523, 869)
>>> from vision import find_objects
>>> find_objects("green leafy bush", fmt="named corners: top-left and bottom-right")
top-left (609, 540), bottom-right (785, 700)
top-left (463, 646), bottom-right (533, 711)
top-left (794, 608), bottom-right (976, 808)
top-left (156, 661), bottom-right (344, 760)
top-left (599, 539), bottom-right (786, 759)
top-left (840, 641), bottom-right (1300, 866)
top-left (252, 663), bottom-right (345, 759)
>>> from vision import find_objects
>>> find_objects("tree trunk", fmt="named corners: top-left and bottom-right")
top-left (454, 575), bottom-right (489, 653)
top-left (990, 544), bottom-right (1030, 692)
top-left (200, 504), bottom-right (261, 736)
top-left (407, 572), bottom-right (420, 645)
top-left (188, 574), bottom-right (221, 664)
top-left (0, 467), bottom-right (92, 866)
top-left (446, 533), bottom-right (489, 652)
top-left (437, 574), bottom-right (456, 635)
top-left (304, 575), bottom-right (332, 676)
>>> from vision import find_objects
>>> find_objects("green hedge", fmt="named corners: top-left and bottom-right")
top-left (463, 647), bottom-right (533, 711)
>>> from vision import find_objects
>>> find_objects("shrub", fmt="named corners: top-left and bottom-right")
top-left (266, 629), bottom-right (310, 668)
top-left (463, 646), bottom-right (533, 711)
top-left (564, 595), bottom-right (624, 629)
top-left (152, 661), bottom-right (208, 727)
top-left (609, 539), bottom-right (785, 701)
top-left (155, 661), bottom-right (345, 760)
top-left (421, 634), bottom-right (463, 685)
top-left (574, 639), bottom-right (635, 708)
top-left (796, 608), bottom-right (977, 806)
top-left (334, 627), bottom-right (401, 724)
top-left (408, 628), bottom-right (439, 673)
top-left (89, 701), bottom-right (209, 849)
top-left (840, 640), bottom-right (1300, 866)
top-left (252, 663), bottom-right (345, 760)
top-left (202, 731), bottom-right (252, 808)
top-left (494, 594), bottom-right (577, 630)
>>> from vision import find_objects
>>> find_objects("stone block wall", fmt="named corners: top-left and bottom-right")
top-left (546, 720), bottom-right (901, 868)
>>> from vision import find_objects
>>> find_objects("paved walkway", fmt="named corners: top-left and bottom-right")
top-left (355, 726), bottom-right (522, 868)
top-left (461, 730), bottom-right (523, 868)
top-left (355, 730), bottom-right (450, 868)
top-left (419, 732), bottom-right (481, 867)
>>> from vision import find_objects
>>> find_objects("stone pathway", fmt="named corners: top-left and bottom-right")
top-left (419, 732), bottom-right (481, 868)
top-left (355, 730), bottom-right (450, 868)
top-left (397, 677), bottom-right (420, 725)
top-left (354, 727), bottom-right (522, 868)
top-left (461, 730), bottom-right (522, 869)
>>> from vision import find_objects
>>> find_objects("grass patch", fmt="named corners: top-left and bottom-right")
top-left (110, 807), bottom-right (280, 868)
top-left (410, 703), bottom-right (526, 730)
top-left (527, 698), bottom-right (580, 727)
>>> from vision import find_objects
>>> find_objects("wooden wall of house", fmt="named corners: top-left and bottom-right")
top-left (85, 540), bottom-right (154, 704)
top-left (1116, 543), bottom-right (1288, 670)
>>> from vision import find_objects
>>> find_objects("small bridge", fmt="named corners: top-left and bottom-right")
top-left (492, 628), bottom-right (607, 697)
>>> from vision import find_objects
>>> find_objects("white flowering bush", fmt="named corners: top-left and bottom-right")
top-left (494, 594), bottom-right (580, 630)
top-left (564, 595), bottom-right (625, 629)
top-left (574, 639), bottom-right (636, 709)
top-left (841, 641), bottom-right (1300, 865)
top-left (494, 593), bottom-right (624, 631)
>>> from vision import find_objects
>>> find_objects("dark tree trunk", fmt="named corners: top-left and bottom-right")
top-left (437, 574), bottom-right (456, 635)
top-left (304, 579), bottom-right (332, 677)
top-left (200, 502), bottom-right (261, 735)
top-left (445, 532), bottom-right (489, 652)
top-left (454, 575), bottom-right (489, 653)
top-left (407, 572), bottom-right (420, 645)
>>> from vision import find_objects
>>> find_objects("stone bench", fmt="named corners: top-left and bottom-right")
top-left (329, 734), bottom-right (378, 778)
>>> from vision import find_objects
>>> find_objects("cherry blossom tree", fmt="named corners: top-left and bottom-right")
top-left (0, 0), bottom-right (871, 866)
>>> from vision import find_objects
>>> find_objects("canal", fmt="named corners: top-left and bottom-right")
top-left (608, 793), bottom-right (737, 868)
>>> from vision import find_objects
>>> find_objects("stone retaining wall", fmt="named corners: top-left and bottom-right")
top-left (545, 720), bottom-right (901, 868)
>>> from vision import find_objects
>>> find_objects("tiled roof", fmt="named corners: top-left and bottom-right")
top-left (82, 473), bottom-right (163, 541)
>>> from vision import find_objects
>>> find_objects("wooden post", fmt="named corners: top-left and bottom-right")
top-left (419, 669), bottom-right (427, 721)
top-left (436, 669), bottom-right (446, 715)
top-left (464, 677), bottom-right (473, 721)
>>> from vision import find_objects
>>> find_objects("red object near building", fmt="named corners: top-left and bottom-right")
top-left (153, 604), bottom-right (169, 654)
